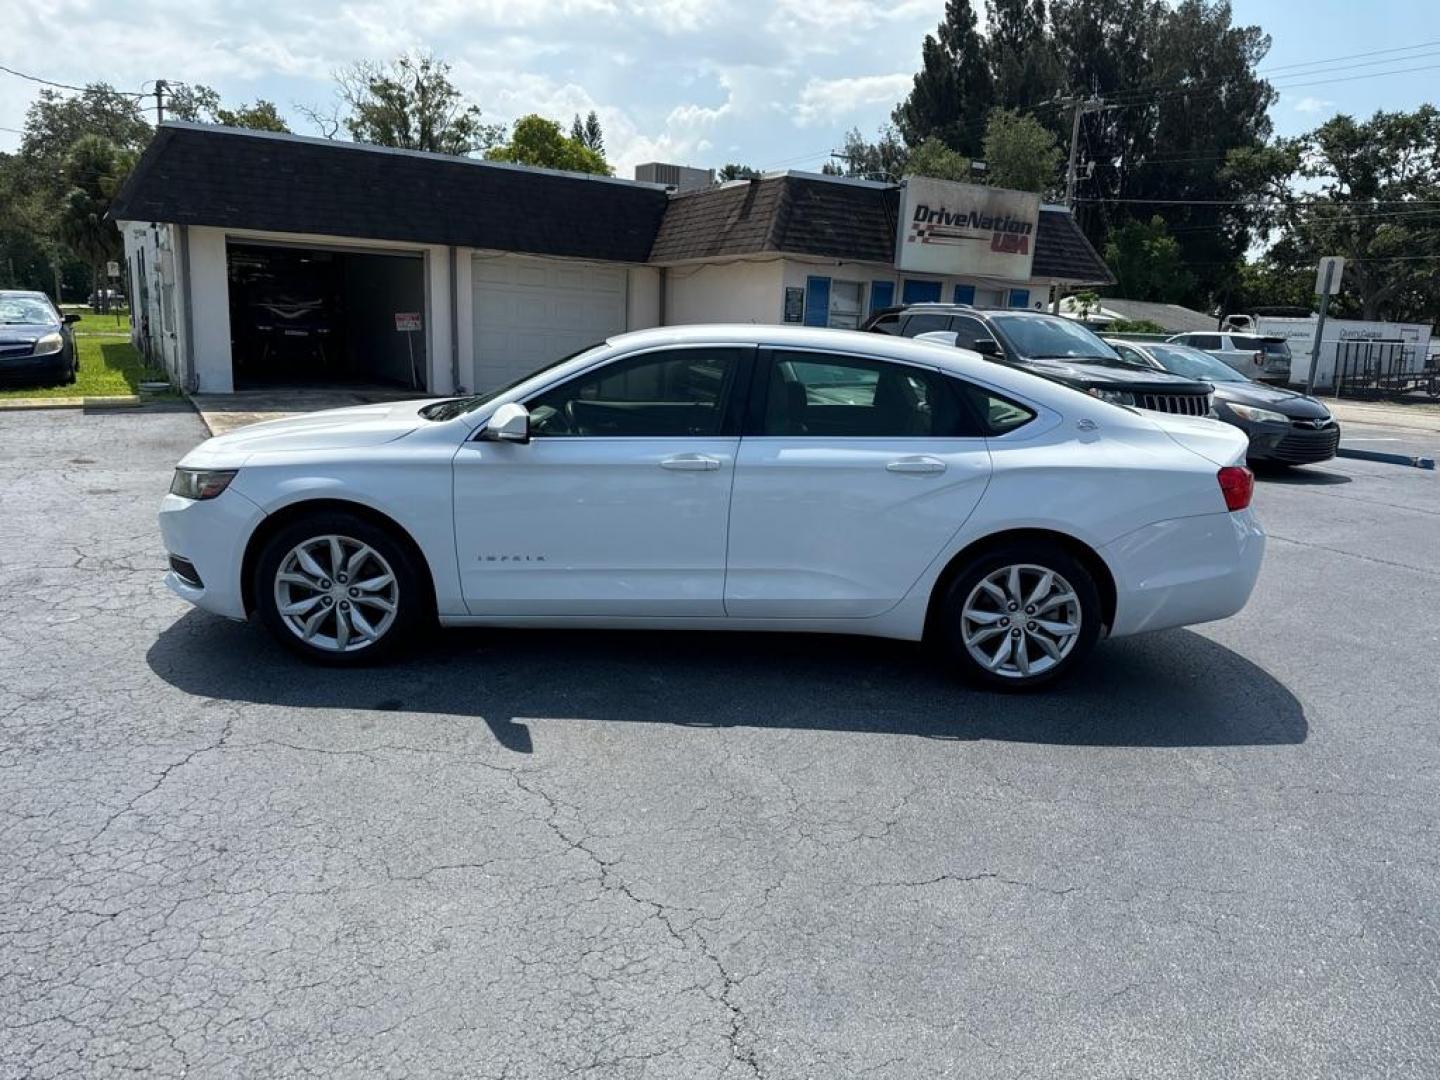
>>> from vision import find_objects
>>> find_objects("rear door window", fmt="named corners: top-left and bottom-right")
top-left (760, 351), bottom-right (967, 437)
top-left (1188, 334), bottom-right (1223, 350)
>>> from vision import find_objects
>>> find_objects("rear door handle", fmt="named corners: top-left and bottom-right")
top-left (886, 456), bottom-right (946, 475)
top-left (660, 453), bottom-right (721, 472)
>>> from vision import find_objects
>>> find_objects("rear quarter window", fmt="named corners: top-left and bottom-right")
top-left (950, 378), bottom-right (1035, 435)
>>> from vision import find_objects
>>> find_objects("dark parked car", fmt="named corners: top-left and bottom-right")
top-left (0, 291), bottom-right (78, 386)
top-left (863, 304), bottom-right (1213, 417)
top-left (1107, 338), bottom-right (1340, 466)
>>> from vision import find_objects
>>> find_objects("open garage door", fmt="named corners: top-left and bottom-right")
top-left (472, 255), bottom-right (626, 391)
top-left (228, 242), bottom-right (427, 390)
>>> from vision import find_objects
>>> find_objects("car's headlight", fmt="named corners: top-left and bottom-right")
top-left (33, 332), bottom-right (64, 356)
top-left (1228, 403), bottom-right (1289, 424)
top-left (1088, 388), bottom-right (1135, 406)
top-left (170, 468), bottom-right (238, 501)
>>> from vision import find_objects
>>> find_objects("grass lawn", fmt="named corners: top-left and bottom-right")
top-left (0, 308), bottom-right (172, 400)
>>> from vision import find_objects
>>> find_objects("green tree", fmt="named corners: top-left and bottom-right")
top-left (1103, 216), bottom-right (1195, 302)
top-left (214, 101), bottom-right (290, 132)
top-left (903, 138), bottom-right (972, 181)
top-left (832, 125), bottom-right (909, 181)
top-left (717, 163), bottom-right (759, 181)
top-left (331, 53), bottom-right (502, 155)
top-left (571, 111), bottom-right (605, 153)
top-left (56, 136), bottom-right (133, 308)
top-left (985, 0), bottom-right (1062, 108)
top-left (163, 82), bottom-right (291, 132)
top-left (1267, 107), bottom-right (1440, 321)
top-left (981, 108), bottom-right (1062, 192)
top-left (893, 0), bottom-right (994, 156)
top-left (486, 115), bottom-right (611, 175)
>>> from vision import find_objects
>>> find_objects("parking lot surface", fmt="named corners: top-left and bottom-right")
top-left (2, 406), bottom-right (1437, 1078)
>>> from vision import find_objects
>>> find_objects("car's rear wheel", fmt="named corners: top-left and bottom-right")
top-left (253, 512), bottom-right (425, 665)
top-left (937, 541), bottom-right (1102, 691)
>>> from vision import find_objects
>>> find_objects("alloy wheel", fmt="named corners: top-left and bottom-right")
top-left (273, 534), bottom-right (399, 653)
top-left (960, 563), bottom-right (1082, 680)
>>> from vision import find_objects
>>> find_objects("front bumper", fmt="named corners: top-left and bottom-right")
top-left (1244, 421), bottom-right (1341, 464)
top-left (157, 488), bottom-right (266, 619)
top-left (1103, 508), bottom-right (1266, 638)
top-left (0, 354), bottom-right (70, 383)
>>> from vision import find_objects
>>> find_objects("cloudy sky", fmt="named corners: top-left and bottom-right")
top-left (2, 0), bottom-right (1435, 177)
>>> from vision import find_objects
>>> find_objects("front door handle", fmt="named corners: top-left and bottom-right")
top-left (886, 456), bottom-right (946, 475)
top-left (660, 453), bottom-right (721, 472)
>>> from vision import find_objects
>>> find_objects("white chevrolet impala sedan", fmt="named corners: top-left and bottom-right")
top-left (160, 325), bottom-right (1264, 689)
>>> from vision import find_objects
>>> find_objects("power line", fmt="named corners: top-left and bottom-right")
top-left (0, 62), bottom-right (143, 96)
top-left (1077, 196), bottom-right (1440, 206)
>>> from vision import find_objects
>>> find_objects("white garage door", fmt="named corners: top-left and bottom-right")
top-left (472, 255), bottom-right (628, 391)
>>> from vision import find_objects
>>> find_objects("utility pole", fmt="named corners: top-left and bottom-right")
top-left (1062, 94), bottom-right (1105, 208)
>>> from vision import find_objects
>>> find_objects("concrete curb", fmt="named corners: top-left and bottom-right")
top-left (1335, 447), bottom-right (1436, 470)
top-left (0, 395), bottom-right (144, 411)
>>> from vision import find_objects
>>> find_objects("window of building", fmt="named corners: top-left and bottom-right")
top-left (1009, 289), bottom-right (1031, 308)
top-left (828, 281), bottom-right (865, 329)
top-left (870, 280), bottom-right (895, 313)
top-left (954, 284), bottom-right (977, 305)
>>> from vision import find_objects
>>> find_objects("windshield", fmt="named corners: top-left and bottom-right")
top-left (420, 342), bottom-right (608, 421)
top-left (0, 296), bottom-right (58, 325)
top-left (1147, 344), bottom-right (1247, 382)
top-left (989, 314), bottom-right (1122, 362)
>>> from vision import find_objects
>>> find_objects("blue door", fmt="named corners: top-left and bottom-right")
top-left (901, 279), bottom-right (942, 305)
top-left (870, 280), bottom-right (895, 313)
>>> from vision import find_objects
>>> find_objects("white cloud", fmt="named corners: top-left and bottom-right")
top-left (795, 74), bottom-right (911, 126)
top-left (0, 0), bottom-right (939, 171)
top-left (1292, 95), bottom-right (1333, 115)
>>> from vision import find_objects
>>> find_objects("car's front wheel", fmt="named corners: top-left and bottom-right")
top-left (937, 541), bottom-right (1102, 691)
top-left (253, 512), bottom-right (426, 665)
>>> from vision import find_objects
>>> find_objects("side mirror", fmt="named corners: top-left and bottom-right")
top-left (971, 338), bottom-right (1002, 358)
top-left (63, 314), bottom-right (81, 324)
top-left (482, 402), bottom-right (531, 444)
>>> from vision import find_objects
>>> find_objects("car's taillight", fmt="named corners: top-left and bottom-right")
top-left (1218, 466), bottom-right (1254, 511)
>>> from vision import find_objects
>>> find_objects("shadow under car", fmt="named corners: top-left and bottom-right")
top-left (147, 612), bottom-right (1306, 755)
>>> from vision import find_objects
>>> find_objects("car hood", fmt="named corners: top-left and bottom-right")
top-left (1212, 381), bottom-right (1331, 418)
top-left (0, 321), bottom-right (60, 341)
top-left (1143, 411), bottom-right (1249, 466)
top-left (181, 399), bottom-right (444, 465)
top-left (1014, 356), bottom-right (1210, 394)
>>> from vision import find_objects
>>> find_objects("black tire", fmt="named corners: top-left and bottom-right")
top-left (935, 540), bottom-right (1102, 692)
top-left (253, 510), bottom-right (429, 666)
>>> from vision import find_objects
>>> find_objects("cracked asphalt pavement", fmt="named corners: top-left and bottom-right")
top-left (2, 405), bottom-right (1437, 1078)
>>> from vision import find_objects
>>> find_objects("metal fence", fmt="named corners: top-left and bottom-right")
top-left (1334, 339), bottom-right (1440, 400)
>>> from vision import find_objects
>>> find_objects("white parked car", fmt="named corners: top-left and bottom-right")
top-left (159, 326), bottom-right (1264, 689)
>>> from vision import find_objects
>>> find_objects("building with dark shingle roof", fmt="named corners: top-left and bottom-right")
top-left (111, 123), bottom-right (1112, 394)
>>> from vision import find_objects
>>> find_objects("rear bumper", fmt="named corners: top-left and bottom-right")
top-left (157, 489), bottom-right (266, 619)
top-left (1103, 508), bottom-right (1265, 637)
